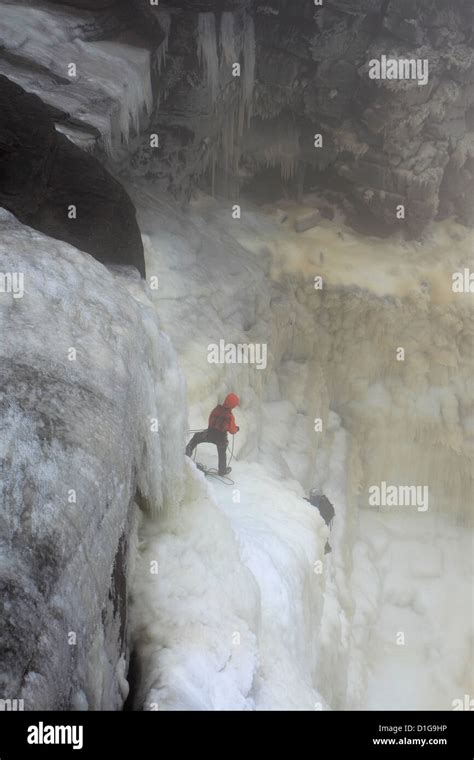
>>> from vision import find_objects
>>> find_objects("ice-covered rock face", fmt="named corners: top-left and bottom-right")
top-left (0, 210), bottom-right (185, 709)
top-left (0, 2), bottom-right (152, 155)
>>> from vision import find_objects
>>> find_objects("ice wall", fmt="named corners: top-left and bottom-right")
top-left (138, 190), bottom-right (473, 525)
top-left (129, 183), bottom-right (472, 710)
top-left (0, 210), bottom-right (184, 709)
top-left (260, 209), bottom-right (474, 527)
top-left (355, 511), bottom-right (473, 710)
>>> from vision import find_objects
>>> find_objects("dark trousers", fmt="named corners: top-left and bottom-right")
top-left (187, 428), bottom-right (228, 474)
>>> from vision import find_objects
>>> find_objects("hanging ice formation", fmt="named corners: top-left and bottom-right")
top-left (0, 5), bottom-right (153, 158)
top-left (220, 12), bottom-right (237, 65)
top-left (241, 12), bottom-right (256, 122)
top-left (217, 11), bottom-right (255, 126)
top-left (263, 119), bottom-right (300, 181)
top-left (198, 10), bottom-right (256, 191)
top-left (198, 13), bottom-right (220, 102)
top-left (155, 10), bottom-right (172, 74)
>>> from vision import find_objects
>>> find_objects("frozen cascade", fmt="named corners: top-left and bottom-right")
top-left (127, 184), bottom-right (473, 710)
top-left (155, 11), bottom-right (172, 75)
top-left (241, 12), bottom-right (256, 121)
top-left (198, 13), bottom-right (220, 103)
top-left (2, 180), bottom-right (470, 709)
top-left (263, 122), bottom-right (300, 181)
top-left (200, 10), bottom-right (256, 185)
top-left (220, 13), bottom-right (237, 66)
top-left (201, 10), bottom-right (255, 111)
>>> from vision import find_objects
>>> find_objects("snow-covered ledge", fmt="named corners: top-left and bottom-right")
top-left (0, 210), bottom-right (185, 709)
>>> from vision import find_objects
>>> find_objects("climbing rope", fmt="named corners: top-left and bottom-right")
top-left (200, 465), bottom-right (234, 485)
top-left (227, 433), bottom-right (235, 464)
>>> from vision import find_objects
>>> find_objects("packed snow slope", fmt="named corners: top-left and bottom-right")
top-left (128, 185), bottom-right (473, 710)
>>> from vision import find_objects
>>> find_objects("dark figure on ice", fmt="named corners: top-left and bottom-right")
top-left (186, 393), bottom-right (240, 476)
top-left (305, 490), bottom-right (335, 554)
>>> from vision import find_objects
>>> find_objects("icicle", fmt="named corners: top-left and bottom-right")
top-left (73, 40), bottom-right (153, 155)
top-left (242, 12), bottom-right (255, 123)
top-left (262, 119), bottom-right (300, 181)
top-left (197, 13), bottom-right (219, 102)
top-left (155, 11), bottom-right (172, 74)
top-left (211, 146), bottom-right (217, 195)
top-left (220, 12), bottom-right (237, 65)
top-left (200, 10), bottom-right (256, 194)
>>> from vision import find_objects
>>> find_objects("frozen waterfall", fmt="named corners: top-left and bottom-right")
top-left (125, 183), bottom-right (473, 711)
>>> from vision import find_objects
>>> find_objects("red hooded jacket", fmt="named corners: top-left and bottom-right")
top-left (208, 393), bottom-right (240, 434)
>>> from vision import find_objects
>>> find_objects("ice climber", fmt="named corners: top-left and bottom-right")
top-left (185, 393), bottom-right (240, 476)
top-left (305, 490), bottom-right (335, 554)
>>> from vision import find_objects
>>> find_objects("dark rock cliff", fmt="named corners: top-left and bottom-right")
top-left (0, 75), bottom-right (146, 277)
top-left (130, 0), bottom-right (474, 236)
